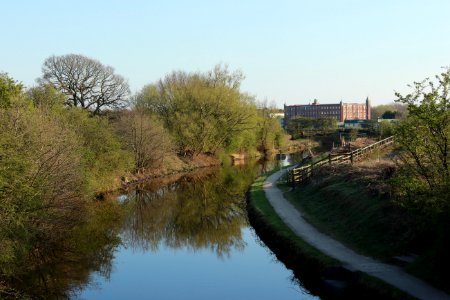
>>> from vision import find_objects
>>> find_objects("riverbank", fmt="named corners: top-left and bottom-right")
top-left (247, 171), bottom-right (422, 299)
top-left (120, 153), bottom-right (221, 188)
top-left (283, 160), bottom-right (450, 296)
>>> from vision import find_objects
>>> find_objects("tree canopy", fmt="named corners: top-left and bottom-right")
top-left (0, 73), bottom-right (23, 108)
top-left (394, 68), bottom-right (450, 211)
top-left (371, 103), bottom-right (407, 120)
top-left (136, 65), bottom-right (258, 156)
top-left (40, 54), bottom-right (130, 114)
top-left (286, 116), bottom-right (337, 138)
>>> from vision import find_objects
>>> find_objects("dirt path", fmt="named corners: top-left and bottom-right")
top-left (264, 168), bottom-right (450, 300)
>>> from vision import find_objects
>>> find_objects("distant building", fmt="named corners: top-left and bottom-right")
top-left (284, 97), bottom-right (371, 126)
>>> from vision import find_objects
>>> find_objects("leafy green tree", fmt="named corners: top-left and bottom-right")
top-left (0, 73), bottom-right (23, 108)
top-left (394, 68), bottom-right (450, 211)
top-left (27, 83), bottom-right (65, 111)
top-left (377, 120), bottom-right (394, 138)
top-left (349, 127), bottom-right (359, 141)
top-left (0, 98), bottom-right (84, 278)
top-left (58, 108), bottom-right (133, 194)
top-left (136, 65), bottom-right (257, 156)
top-left (255, 101), bottom-right (285, 153)
top-left (0, 73), bottom-right (133, 296)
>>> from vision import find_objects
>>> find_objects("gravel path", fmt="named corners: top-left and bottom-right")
top-left (264, 168), bottom-right (450, 300)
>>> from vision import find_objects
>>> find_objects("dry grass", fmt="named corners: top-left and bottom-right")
top-left (312, 159), bottom-right (397, 198)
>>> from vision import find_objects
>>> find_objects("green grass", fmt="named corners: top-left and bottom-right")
top-left (282, 176), bottom-right (415, 260)
top-left (248, 172), bottom-right (418, 299)
top-left (281, 165), bottom-right (450, 295)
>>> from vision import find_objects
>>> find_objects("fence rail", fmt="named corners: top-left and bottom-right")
top-left (288, 136), bottom-right (395, 185)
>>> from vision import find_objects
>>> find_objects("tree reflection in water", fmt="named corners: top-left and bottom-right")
top-left (121, 163), bottom-right (257, 258)
top-left (3, 198), bottom-right (126, 299)
top-left (4, 162), bottom-right (258, 299)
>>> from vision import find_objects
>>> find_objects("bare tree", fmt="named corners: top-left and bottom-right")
top-left (40, 54), bottom-right (130, 114)
top-left (116, 110), bottom-right (173, 173)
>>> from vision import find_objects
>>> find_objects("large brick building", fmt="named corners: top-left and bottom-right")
top-left (284, 97), bottom-right (371, 125)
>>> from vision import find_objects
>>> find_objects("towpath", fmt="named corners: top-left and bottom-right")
top-left (263, 168), bottom-right (450, 300)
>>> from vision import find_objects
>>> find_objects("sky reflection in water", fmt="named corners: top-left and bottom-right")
top-left (76, 159), bottom-right (318, 300)
top-left (78, 228), bottom-right (317, 300)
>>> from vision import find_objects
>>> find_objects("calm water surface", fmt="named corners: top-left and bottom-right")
top-left (68, 159), bottom-right (317, 299)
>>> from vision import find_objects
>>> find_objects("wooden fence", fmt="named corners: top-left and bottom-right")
top-left (288, 136), bottom-right (395, 185)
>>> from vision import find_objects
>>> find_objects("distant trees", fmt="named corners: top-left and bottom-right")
top-left (394, 68), bottom-right (450, 211)
top-left (381, 110), bottom-right (402, 119)
top-left (255, 101), bottom-right (285, 153)
top-left (371, 103), bottom-right (407, 120)
top-left (40, 54), bottom-right (130, 114)
top-left (286, 116), bottom-right (337, 138)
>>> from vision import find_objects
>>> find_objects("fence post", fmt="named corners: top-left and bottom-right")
top-left (329, 153), bottom-right (331, 165)
top-left (350, 151), bottom-right (353, 164)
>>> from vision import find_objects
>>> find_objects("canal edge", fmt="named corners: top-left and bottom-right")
top-left (246, 171), bottom-right (417, 300)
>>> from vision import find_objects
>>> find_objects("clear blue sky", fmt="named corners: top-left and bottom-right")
top-left (1, 0), bottom-right (450, 107)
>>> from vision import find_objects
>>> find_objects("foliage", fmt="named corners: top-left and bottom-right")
top-left (349, 127), bottom-right (359, 141)
top-left (0, 95), bottom-right (85, 279)
top-left (381, 110), bottom-right (401, 119)
top-left (377, 120), bottom-right (394, 138)
top-left (0, 77), bottom-right (131, 289)
top-left (0, 73), bottom-right (23, 108)
top-left (115, 110), bottom-right (172, 173)
top-left (394, 68), bottom-right (450, 212)
top-left (254, 101), bottom-right (285, 153)
top-left (286, 116), bottom-right (337, 138)
top-left (26, 83), bottom-right (65, 111)
top-left (371, 103), bottom-right (407, 120)
top-left (136, 65), bottom-right (258, 156)
top-left (58, 108), bottom-right (132, 194)
top-left (40, 54), bottom-right (130, 114)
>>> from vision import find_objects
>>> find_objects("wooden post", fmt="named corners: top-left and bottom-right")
top-left (350, 151), bottom-right (353, 164)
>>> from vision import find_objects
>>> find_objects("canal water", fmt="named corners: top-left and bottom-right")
top-left (73, 160), bottom-right (318, 299)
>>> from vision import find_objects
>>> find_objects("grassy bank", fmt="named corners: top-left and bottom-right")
top-left (282, 160), bottom-right (450, 295)
top-left (283, 170), bottom-right (415, 260)
top-left (247, 171), bottom-right (415, 299)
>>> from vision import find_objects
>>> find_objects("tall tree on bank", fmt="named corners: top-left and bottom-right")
top-left (256, 101), bottom-right (284, 153)
top-left (116, 110), bottom-right (172, 173)
top-left (394, 68), bottom-right (450, 211)
top-left (40, 54), bottom-right (130, 114)
top-left (136, 65), bottom-right (257, 156)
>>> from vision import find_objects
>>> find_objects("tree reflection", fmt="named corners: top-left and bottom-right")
top-left (3, 163), bottom-right (258, 299)
top-left (2, 198), bottom-right (125, 299)
top-left (121, 163), bottom-right (257, 258)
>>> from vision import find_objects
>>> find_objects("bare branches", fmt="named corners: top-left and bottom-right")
top-left (41, 54), bottom-right (130, 114)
